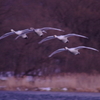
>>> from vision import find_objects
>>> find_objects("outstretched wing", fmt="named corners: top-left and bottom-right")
top-left (64, 33), bottom-right (88, 38)
top-left (0, 32), bottom-right (15, 40)
top-left (49, 48), bottom-right (66, 57)
top-left (39, 27), bottom-right (64, 32)
top-left (39, 36), bottom-right (55, 44)
top-left (74, 46), bottom-right (99, 52)
top-left (15, 29), bottom-right (33, 40)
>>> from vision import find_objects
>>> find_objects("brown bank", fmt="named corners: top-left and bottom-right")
top-left (0, 73), bottom-right (100, 92)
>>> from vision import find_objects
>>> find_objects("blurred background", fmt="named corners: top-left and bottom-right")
top-left (0, 0), bottom-right (100, 77)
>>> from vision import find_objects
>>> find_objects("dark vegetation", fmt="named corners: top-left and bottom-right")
top-left (0, 0), bottom-right (100, 76)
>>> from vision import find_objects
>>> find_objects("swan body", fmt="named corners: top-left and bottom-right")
top-left (14, 28), bottom-right (34, 39)
top-left (11, 29), bottom-right (28, 39)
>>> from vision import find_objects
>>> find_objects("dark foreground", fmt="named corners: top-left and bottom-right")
top-left (0, 91), bottom-right (100, 100)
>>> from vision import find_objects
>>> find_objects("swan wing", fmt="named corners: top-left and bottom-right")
top-left (39, 36), bottom-right (55, 44)
top-left (64, 33), bottom-right (88, 38)
top-left (74, 46), bottom-right (99, 52)
top-left (0, 32), bottom-right (15, 39)
top-left (49, 48), bottom-right (66, 57)
top-left (39, 27), bottom-right (64, 32)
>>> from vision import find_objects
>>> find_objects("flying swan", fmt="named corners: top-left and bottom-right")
top-left (39, 33), bottom-right (88, 44)
top-left (49, 46), bottom-right (99, 57)
top-left (0, 28), bottom-right (34, 40)
top-left (30, 27), bottom-right (64, 37)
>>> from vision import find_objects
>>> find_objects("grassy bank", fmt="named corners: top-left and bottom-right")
top-left (0, 73), bottom-right (100, 92)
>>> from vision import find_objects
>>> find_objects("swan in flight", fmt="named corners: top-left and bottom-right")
top-left (49, 46), bottom-right (99, 57)
top-left (0, 28), bottom-right (34, 40)
top-left (31, 27), bottom-right (64, 37)
top-left (39, 33), bottom-right (88, 44)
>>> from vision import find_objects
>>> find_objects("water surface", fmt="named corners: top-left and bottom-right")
top-left (0, 91), bottom-right (100, 100)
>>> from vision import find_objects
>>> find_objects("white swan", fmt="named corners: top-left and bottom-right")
top-left (31, 27), bottom-right (64, 36)
top-left (39, 33), bottom-right (88, 44)
top-left (49, 46), bottom-right (99, 57)
top-left (14, 28), bottom-right (34, 39)
top-left (0, 28), bottom-right (33, 40)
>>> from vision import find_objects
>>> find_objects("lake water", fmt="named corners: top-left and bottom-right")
top-left (0, 91), bottom-right (100, 100)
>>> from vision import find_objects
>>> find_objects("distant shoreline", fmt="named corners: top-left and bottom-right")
top-left (0, 73), bottom-right (100, 93)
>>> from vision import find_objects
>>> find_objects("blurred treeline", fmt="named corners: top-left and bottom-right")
top-left (0, 0), bottom-right (100, 76)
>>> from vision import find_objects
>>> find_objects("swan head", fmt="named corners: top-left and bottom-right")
top-left (65, 47), bottom-right (69, 50)
top-left (11, 29), bottom-right (14, 32)
top-left (54, 35), bottom-right (57, 37)
top-left (30, 27), bottom-right (35, 30)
